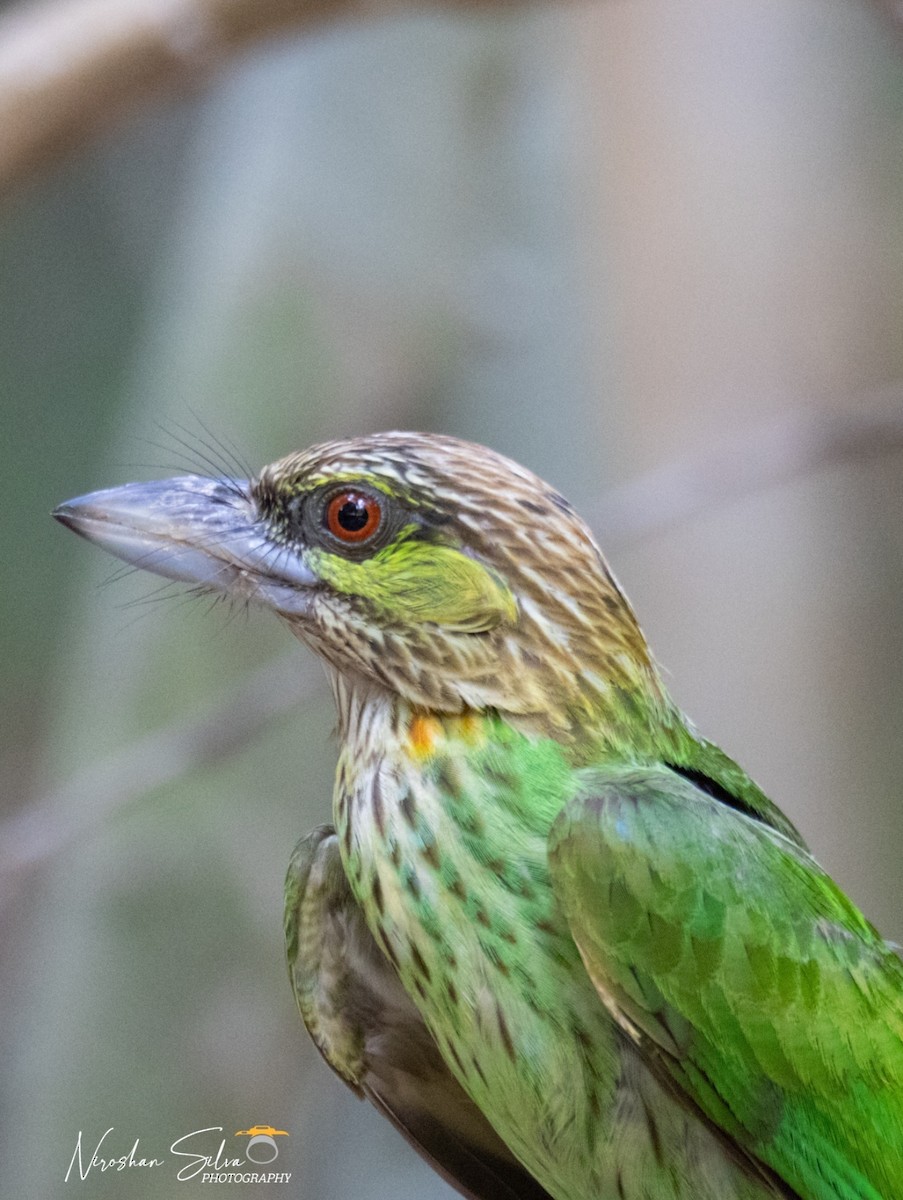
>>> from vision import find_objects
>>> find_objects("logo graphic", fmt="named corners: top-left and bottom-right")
top-left (65, 1124), bottom-right (292, 1184)
top-left (234, 1124), bottom-right (289, 1165)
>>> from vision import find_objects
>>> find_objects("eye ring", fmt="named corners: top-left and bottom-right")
top-left (325, 490), bottom-right (383, 544)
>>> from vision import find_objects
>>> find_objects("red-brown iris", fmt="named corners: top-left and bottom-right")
top-left (325, 490), bottom-right (383, 543)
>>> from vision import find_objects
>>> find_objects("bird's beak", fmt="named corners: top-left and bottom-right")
top-left (52, 476), bottom-right (318, 615)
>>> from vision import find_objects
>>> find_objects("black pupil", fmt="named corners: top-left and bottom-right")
top-left (337, 497), bottom-right (370, 532)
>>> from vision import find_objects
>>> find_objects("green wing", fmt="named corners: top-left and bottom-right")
top-left (284, 825), bottom-right (554, 1200)
top-left (548, 767), bottom-right (903, 1200)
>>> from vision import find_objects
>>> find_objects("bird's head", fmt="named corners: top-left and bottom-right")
top-left (54, 432), bottom-right (669, 742)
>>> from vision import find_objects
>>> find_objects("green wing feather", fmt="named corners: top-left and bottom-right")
top-left (548, 767), bottom-right (903, 1200)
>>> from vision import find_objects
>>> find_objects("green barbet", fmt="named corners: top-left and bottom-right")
top-left (54, 432), bottom-right (903, 1200)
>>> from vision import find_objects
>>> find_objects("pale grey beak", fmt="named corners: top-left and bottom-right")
top-left (53, 475), bottom-right (317, 614)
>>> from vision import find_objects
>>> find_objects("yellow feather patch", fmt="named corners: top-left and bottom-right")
top-left (405, 711), bottom-right (488, 760)
top-left (407, 714), bottom-right (443, 759)
top-left (310, 540), bottom-right (517, 633)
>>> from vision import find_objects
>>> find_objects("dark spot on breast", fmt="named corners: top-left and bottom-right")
top-left (410, 941), bottom-right (432, 983)
top-left (400, 791), bottom-right (418, 829)
top-left (483, 763), bottom-right (516, 790)
top-left (519, 499), bottom-right (548, 515)
top-left (371, 873), bottom-right (385, 916)
top-left (381, 936), bottom-right (401, 971)
top-left (475, 907), bottom-right (491, 928)
top-left (455, 808), bottom-right (485, 838)
top-left (420, 840), bottom-right (440, 869)
top-left (404, 867), bottom-right (422, 901)
top-left (435, 761), bottom-right (459, 796)
top-left (495, 1002), bottom-right (517, 1061)
top-left (447, 1042), bottom-right (468, 1077)
top-left (471, 1056), bottom-right (489, 1086)
top-left (500, 928), bottom-right (517, 945)
top-left (448, 875), bottom-right (467, 902)
top-left (445, 978), bottom-right (459, 1005)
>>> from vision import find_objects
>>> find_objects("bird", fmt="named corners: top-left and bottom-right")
top-left (54, 431), bottom-right (903, 1200)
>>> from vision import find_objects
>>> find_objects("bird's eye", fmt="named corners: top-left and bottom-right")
top-left (325, 490), bottom-right (383, 544)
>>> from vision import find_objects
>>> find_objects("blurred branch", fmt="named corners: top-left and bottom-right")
top-left (2, 0), bottom-right (902, 198)
top-left (0, 654), bottom-right (321, 905)
top-left (0, 0), bottom-right (529, 197)
top-left (1, 399), bottom-right (901, 901)
top-left (589, 399), bottom-right (903, 544)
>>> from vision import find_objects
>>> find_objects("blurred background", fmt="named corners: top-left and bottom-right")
top-left (2, 0), bottom-right (902, 1195)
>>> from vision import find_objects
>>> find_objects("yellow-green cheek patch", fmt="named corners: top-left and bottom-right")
top-left (309, 542), bottom-right (516, 633)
